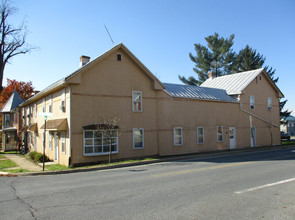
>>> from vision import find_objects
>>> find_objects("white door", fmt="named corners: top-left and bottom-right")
top-left (229, 127), bottom-right (236, 149)
top-left (54, 132), bottom-right (59, 161)
top-left (250, 127), bottom-right (256, 147)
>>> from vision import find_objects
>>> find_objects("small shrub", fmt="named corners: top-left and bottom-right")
top-left (29, 151), bottom-right (50, 163)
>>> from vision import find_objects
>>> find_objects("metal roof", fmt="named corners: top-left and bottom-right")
top-left (283, 115), bottom-right (295, 121)
top-left (0, 90), bottom-right (23, 112)
top-left (163, 83), bottom-right (238, 103)
top-left (200, 68), bottom-right (264, 95)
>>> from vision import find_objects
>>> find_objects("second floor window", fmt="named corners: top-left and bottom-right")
top-left (43, 98), bottom-right (46, 112)
top-left (250, 96), bottom-right (255, 110)
top-left (34, 103), bottom-right (37, 117)
top-left (132, 91), bottom-right (142, 112)
top-left (60, 89), bottom-right (66, 112)
top-left (22, 108), bottom-right (26, 126)
top-left (268, 97), bottom-right (272, 110)
top-left (4, 114), bottom-right (10, 127)
top-left (49, 95), bottom-right (52, 113)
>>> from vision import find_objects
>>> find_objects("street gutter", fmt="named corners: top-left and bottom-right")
top-left (1, 144), bottom-right (295, 177)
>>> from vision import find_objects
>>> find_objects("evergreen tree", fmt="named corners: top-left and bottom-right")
top-left (235, 45), bottom-right (278, 83)
top-left (280, 99), bottom-right (291, 124)
top-left (181, 34), bottom-right (291, 123)
top-left (178, 33), bottom-right (236, 85)
top-left (235, 45), bottom-right (290, 122)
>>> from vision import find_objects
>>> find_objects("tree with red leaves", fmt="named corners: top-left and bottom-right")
top-left (0, 78), bottom-right (34, 109)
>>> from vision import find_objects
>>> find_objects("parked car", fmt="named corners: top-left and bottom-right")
top-left (281, 132), bottom-right (290, 141)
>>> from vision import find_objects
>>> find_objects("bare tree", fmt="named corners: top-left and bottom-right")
top-left (99, 116), bottom-right (120, 163)
top-left (0, 0), bottom-right (33, 91)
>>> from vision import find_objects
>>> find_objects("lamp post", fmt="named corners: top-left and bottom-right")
top-left (39, 112), bottom-right (52, 171)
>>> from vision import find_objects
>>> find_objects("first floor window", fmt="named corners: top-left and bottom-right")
top-left (84, 129), bottom-right (118, 156)
top-left (49, 132), bottom-right (53, 150)
top-left (197, 127), bottom-right (204, 144)
top-left (174, 127), bottom-right (183, 146)
top-left (61, 131), bottom-right (66, 154)
top-left (133, 128), bottom-right (144, 149)
top-left (217, 126), bottom-right (223, 142)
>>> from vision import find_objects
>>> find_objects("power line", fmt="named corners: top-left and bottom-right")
top-left (104, 25), bottom-right (114, 45)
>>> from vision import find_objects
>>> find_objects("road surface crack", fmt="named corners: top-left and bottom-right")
top-left (10, 180), bottom-right (38, 220)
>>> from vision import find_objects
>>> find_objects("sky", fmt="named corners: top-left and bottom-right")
top-left (5, 0), bottom-right (295, 114)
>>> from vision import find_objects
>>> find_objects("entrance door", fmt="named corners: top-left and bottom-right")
top-left (250, 127), bottom-right (256, 147)
top-left (229, 127), bottom-right (236, 149)
top-left (54, 132), bottom-right (59, 161)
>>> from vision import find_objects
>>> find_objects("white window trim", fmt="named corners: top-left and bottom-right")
top-left (132, 91), bottom-right (143, 112)
top-left (22, 108), bottom-right (26, 126)
top-left (83, 129), bottom-right (119, 156)
top-left (173, 127), bottom-right (183, 146)
top-left (49, 95), bottom-right (52, 113)
top-left (250, 95), bottom-right (255, 110)
top-left (49, 132), bottom-right (53, 150)
top-left (217, 126), bottom-right (223, 142)
top-left (34, 103), bottom-right (37, 117)
top-left (197, 126), bottom-right (204, 144)
top-left (267, 97), bottom-right (272, 111)
top-left (30, 105), bottom-right (33, 117)
top-left (43, 98), bottom-right (46, 112)
top-left (60, 89), bottom-right (66, 112)
top-left (133, 128), bottom-right (144, 149)
top-left (4, 114), bottom-right (10, 127)
top-left (61, 131), bottom-right (66, 154)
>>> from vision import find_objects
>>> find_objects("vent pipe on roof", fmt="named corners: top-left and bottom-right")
top-left (80, 55), bottom-right (90, 67)
top-left (209, 71), bottom-right (214, 79)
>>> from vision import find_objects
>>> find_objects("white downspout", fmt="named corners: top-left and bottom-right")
top-left (239, 103), bottom-right (279, 128)
top-left (65, 85), bottom-right (71, 165)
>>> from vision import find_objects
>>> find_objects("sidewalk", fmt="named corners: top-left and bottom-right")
top-left (3, 154), bottom-right (43, 172)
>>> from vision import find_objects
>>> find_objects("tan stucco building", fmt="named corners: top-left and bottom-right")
top-left (18, 43), bottom-right (283, 166)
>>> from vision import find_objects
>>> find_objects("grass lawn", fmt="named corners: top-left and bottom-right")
top-left (7, 169), bottom-right (30, 173)
top-left (282, 140), bottom-right (295, 145)
top-left (45, 164), bottom-right (69, 171)
top-left (76, 158), bottom-right (156, 169)
top-left (0, 154), bottom-right (6, 159)
top-left (0, 159), bottom-right (18, 170)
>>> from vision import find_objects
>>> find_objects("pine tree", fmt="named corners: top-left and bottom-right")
top-left (280, 99), bottom-right (291, 124)
top-left (235, 45), bottom-right (278, 83)
top-left (181, 34), bottom-right (291, 123)
top-left (235, 45), bottom-right (289, 121)
top-left (178, 33), bottom-right (236, 85)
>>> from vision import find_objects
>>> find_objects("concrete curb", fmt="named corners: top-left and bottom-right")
top-left (2, 144), bottom-right (295, 177)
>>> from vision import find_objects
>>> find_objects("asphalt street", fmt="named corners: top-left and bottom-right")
top-left (1, 146), bottom-right (295, 220)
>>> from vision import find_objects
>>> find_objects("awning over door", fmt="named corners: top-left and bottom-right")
top-left (40, 118), bottom-right (67, 131)
top-left (2, 127), bottom-right (17, 132)
top-left (83, 124), bottom-right (119, 130)
top-left (20, 125), bottom-right (28, 132)
top-left (28, 123), bottom-right (38, 132)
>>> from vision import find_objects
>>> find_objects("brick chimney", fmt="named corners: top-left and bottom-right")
top-left (209, 71), bottom-right (214, 79)
top-left (80, 55), bottom-right (90, 67)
